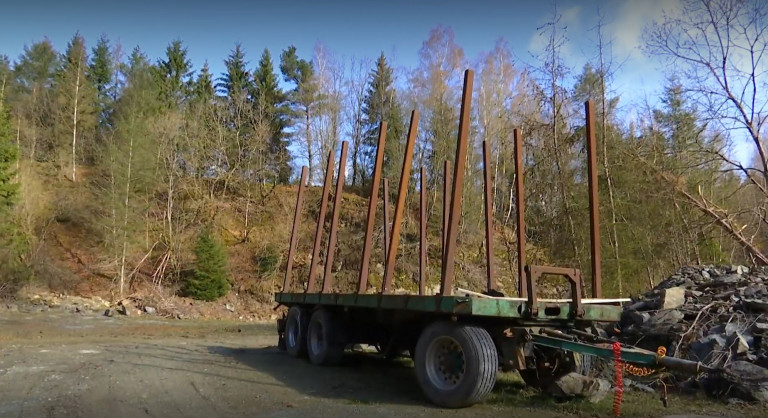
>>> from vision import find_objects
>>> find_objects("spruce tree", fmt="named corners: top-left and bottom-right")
top-left (217, 44), bottom-right (251, 101)
top-left (193, 62), bottom-right (214, 102)
top-left (253, 49), bottom-right (291, 183)
top-left (362, 53), bottom-right (405, 184)
top-left (88, 35), bottom-right (114, 131)
top-left (154, 40), bottom-right (193, 108)
top-left (185, 228), bottom-right (230, 301)
top-left (0, 103), bottom-right (18, 211)
top-left (0, 55), bottom-right (11, 104)
top-left (54, 33), bottom-right (97, 179)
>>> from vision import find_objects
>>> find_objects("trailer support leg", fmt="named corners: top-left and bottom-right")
top-left (357, 122), bottom-right (387, 294)
top-left (306, 151), bottom-right (335, 294)
top-left (282, 166), bottom-right (308, 293)
top-left (382, 110), bottom-right (419, 294)
top-left (513, 129), bottom-right (527, 298)
top-left (441, 70), bottom-right (474, 296)
top-left (585, 100), bottom-right (602, 298)
top-left (482, 140), bottom-right (497, 294)
top-left (322, 141), bottom-right (349, 293)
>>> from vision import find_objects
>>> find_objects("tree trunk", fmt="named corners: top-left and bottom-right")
top-left (119, 132), bottom-right (134, 298)
top-left (72, 57), bottom-right (81, 182)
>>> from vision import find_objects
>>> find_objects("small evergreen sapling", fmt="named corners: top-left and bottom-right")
top-left (185, 228), bottom-right (229, 301)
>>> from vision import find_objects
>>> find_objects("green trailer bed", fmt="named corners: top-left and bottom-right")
top-left (276, 292), bottom-right (623, 323)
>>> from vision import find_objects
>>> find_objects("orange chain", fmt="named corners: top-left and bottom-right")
top-left (623, 346), bottom-right (666, 377)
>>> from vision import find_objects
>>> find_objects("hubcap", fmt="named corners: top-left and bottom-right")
top-left (425, 336), bottom-right (466, 390)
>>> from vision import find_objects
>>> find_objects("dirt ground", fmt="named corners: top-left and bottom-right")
top-left (0, 308), bottom-right (761, 418)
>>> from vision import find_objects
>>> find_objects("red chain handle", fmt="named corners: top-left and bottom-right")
top-left (613, 342), bottom-right (623, 416)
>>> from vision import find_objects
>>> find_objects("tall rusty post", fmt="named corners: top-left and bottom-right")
top-left (440, 70), bottom-right (473, 296)
top-left (482, 141), bottom-right (497, 293)
top-left (419, 166), bottom-right (427, 295)
top-left (513, 129), bottom-right (527, 298)
top-left (282, 166), bottom-right (308, 293)
top-left (383, 178), bottom-right (390, 265)
top-left (322, 141), bottom-right (349, 294)
top-left (382, 110), bottom-right (419, 294)
top-left (357, 122), bottom-right (387, 294)
top-left (306, 151), bottom-right (335, 294)
top-left (585, 100), bottom-right (603, 298)
top-left (442, 160), bottom-right (451, 265)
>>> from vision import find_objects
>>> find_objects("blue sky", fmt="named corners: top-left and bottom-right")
top-left (1, 0), bottom-right (673, 99)
top-left (1, 0), bottom-right (752, 163)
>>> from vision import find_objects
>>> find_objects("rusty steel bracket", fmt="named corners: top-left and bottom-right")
top-left (524, 265), bottom-right (584, 319)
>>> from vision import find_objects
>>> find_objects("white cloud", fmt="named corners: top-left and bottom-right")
top-left (608, 0), bottom-right (682, 60)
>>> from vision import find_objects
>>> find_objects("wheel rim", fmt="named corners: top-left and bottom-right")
top-left (425, 336), bottom-right (466, 391)
top-left (286, 316), bottom-right (298, 349)
top-left (310, 320), bottom-right (325, 355)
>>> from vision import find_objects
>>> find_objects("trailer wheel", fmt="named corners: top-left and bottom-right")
top-left (285, 306), bottom-right (308, 358)
top-left (307, 309), bottom-right (346, 366)
top-left (414, 322), bottom-right (497, 408)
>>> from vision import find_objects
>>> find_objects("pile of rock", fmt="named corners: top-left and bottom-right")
top-left (620, 265), bottom-right (768, 401)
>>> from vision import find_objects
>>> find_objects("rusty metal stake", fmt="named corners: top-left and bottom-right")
top-left (282, 166), bottom-right (308, 293)
top-left (357, 122), bottom-right (387, 294)
top-left (585, 100), bottom-right (602, 298)
top-left (322, 141), bottom-right (349, 294)
top-left (382, 110), bottom-right (419, 294)
top-left (420, 166), bottom-right (427, 295)
top-left (440, 70), bottom-right (473, 296)
top-left (482, 140), bottom-right (497, 293)
top-left (442, 160), bottom-right (451, 265)
top-left (306, 151), bottom-right (335, 294)
top-left (383, 178), bottom-right (390, 265)
top-left (514, 129), bottom-right (527, 298)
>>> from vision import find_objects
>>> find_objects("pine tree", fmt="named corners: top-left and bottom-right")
top-left (0, 103), bottom-right (18, 211)
top-left (184, 228), bottom-right (229, 301)
top-left (13, 39), bottom-right (59, 161)
top-left (13, 39), bottom-right (59, 94)
top-left (280, 46), bottom-right (318, 181)
top-left (362, 53), bottom-right (405, 184)
top-left (253, 49), bottom-right (291, 183)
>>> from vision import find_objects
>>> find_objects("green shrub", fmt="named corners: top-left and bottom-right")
top-left (255, 244), bottom-right (279, 278)
top-left (184, 228), bottom-right (229, 301)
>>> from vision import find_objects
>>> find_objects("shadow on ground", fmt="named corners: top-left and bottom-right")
top-left (208, 345), bottom-right (432, 407)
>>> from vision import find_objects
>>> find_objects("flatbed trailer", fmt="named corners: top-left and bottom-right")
top-left (274, 70), bottom-right (712, 408)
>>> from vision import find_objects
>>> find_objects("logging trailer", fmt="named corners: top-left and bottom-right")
top-left (274, 70), bottom-right (713, 408)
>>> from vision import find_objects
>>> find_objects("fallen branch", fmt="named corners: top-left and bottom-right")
top-left (675, 301), bottom-right (720, 357)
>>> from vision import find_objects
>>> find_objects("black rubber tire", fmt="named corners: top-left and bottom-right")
top-left (307, 309), bottom-right (346, 366)
top-left (414, 322), bottom-right (498, 408)
top-left (285, 306), bottom-right (309, 358)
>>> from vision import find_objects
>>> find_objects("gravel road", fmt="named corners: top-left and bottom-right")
top-left (0, 309), bottom-right (758, 417)
top-left (0, 310), bottom-right (540, 418)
